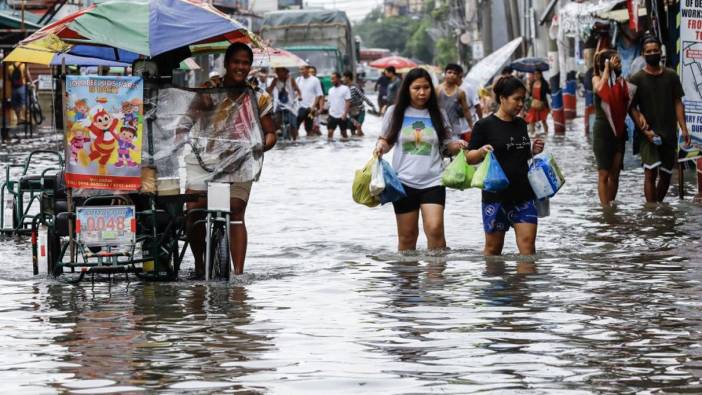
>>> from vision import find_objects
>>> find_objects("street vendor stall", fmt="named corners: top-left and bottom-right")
top-left (1, 0), bottom-right (262, 283)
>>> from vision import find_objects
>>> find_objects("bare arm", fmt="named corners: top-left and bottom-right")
top-left (291, 78), bottom-right (302, 98)
top-left (266, 78), bottom-right (277, 95)
top-left (459, 91), bottom-right (473, 129)
top-left (464, 145), bottom-right (493, 165)
top-left (343, 99), bottom-right (350, 119)
top-left (261, 113), bottom-right (277, 151)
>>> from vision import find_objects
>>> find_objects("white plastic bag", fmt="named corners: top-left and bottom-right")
top-left (369, 158), bottom-right (386, 196)
top-left (535, 198), bottom-right (550, 218)
top-left (528, 153), bottom-right (565, 199)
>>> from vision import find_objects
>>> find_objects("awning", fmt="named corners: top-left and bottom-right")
top-left (558, 0), bottom-right (622, 38)
top-left (597, 6), bottom-right (647, 22)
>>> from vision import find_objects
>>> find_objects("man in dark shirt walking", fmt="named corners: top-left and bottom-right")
top-left (630, 36), bottom-right (691, 203)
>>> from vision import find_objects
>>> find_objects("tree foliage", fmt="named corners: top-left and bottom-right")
top-left (354, 2), bottom-right (458, 66)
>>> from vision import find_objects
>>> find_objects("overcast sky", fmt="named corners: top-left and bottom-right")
top-left (304, 0), bottom-right (383, 21)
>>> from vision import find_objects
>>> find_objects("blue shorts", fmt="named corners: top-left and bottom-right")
top-left (11, 86), bottom-right (27, 108)
top-left (482, 200), bottom-right (538, 233)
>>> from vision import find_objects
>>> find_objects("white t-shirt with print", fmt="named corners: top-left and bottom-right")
top-left (381, 105), bottom-right (449, 189)
top-left (296, 75), bottom-right (323, 109)
top-left (328, 84), bottom-right (351, 118)
top-left (271, 78), bottom-right (298, 113)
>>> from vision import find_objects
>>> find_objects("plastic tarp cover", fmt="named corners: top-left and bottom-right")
top-left (262, 9), bottom-right (351, 29)
top-left (148, 86), bottom-right (265, 191)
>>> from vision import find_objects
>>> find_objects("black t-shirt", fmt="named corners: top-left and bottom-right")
top-left (468, 114), bottom-right (534, 203)
top-left (629, 68), bottom-right (684, 144)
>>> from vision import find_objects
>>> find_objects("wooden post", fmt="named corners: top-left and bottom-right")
top-left (61, 60), bottom-right (75, 263)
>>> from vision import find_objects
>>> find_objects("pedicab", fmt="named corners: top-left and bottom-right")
top-left (1, 0), bottom-right (264, 282)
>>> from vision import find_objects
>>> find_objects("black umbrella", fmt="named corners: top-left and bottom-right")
top-left (510, 57), bottom-right (550, 73)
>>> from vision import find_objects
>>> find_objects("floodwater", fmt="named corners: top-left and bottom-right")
top-left (1, 110), bottom-right (702, 394)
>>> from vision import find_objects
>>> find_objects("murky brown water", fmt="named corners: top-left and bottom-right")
top-left (1, 111), bottom-right (702, 394)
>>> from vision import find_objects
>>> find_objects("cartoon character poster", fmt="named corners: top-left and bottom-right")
top-left (64, 76), bottom-right (144, 190)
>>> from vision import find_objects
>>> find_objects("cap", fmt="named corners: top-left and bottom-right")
top-left (209, 70), bottom-right (222, 79)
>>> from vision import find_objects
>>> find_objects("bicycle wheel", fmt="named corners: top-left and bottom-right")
top-left (30, 100), bottom-right (43, 125)
top-left (209, 224), bottom-right (230, 280)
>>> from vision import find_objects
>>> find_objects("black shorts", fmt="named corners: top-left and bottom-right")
top-left (327, 116), bottom-right (348, 131)
top-left (392, 184), bottom-right (446, 214)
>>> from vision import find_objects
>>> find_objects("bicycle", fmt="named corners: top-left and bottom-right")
top-left (276, 108), bottom-right (295, 141)
top-left (179, 138), bottom-right (247, 281)
top-left (28, 82), bottom-right (43, 126)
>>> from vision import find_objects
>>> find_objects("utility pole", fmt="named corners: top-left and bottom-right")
top-left (480, 0), bottom-right (493, 55)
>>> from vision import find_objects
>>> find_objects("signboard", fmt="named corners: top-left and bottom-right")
top-left (472, 42), bottom-right (484, 60)
top-left (679, 0), bottom-right (702, 161)
top-left (37, 74), bottom-right (53, 91)
top-left (76, 206), bottom-right (136, 246)
top-left (64, 76), bottom-right (144, 190)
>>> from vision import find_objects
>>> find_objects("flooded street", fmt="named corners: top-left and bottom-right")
top-left (1, 111), bottom-right (702, 394)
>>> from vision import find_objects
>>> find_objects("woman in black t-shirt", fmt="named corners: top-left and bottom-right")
top-left (466, 76), bottom-right (545, 256)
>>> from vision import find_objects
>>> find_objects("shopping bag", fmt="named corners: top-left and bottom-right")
top-left (472, 151), bottom-right (509, 192)
top-left (369, 158), bottom-right (386, 196)
top-left (352, 158), bottom-right (380, 207)
top-left (379, 159), bottom-right (406, 205)
top-left (528, 152), bottom-right (565, 199)
top-left (441, 150), bottom-right (476, 190)
top-left (441, 150), bottom-right (468, 189)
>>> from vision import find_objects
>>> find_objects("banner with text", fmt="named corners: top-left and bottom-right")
top-left (680, 1), bottom-right (702, 161)
top-left (64, 76), bottom-right (144, 190)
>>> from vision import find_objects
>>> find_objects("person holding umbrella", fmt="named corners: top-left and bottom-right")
top-left (525, 69), bottom-right (550, 134)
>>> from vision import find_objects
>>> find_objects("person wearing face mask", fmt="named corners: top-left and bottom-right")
top-left (629, 36), bottom-right (691, 203)
top-left (591, 49), bottom-right (636, 207)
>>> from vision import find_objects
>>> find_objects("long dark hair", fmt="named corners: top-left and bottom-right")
top-left (385, 68), bottom-right (449, 146)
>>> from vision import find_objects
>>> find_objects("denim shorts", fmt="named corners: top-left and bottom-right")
top-left (482, 200), bottom-right (537, 233)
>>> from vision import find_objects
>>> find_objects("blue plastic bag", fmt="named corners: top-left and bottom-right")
top-left (483, 152), bottom-right (510, 192)
top-left (379, 159), bottom-right (407, 205)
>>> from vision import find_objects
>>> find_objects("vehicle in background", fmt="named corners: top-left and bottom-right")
top-left (261, 9), bottom-right (358, 94)
top-left (359, 65), bottom-right (382, 92)
top-left (359, 48), bottom-right (391, 63)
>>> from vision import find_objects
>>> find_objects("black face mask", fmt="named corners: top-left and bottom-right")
top-left (645, 53), bottom-right (662, 66)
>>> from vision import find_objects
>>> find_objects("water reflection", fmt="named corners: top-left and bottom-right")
top-left (1, 116), bottom-right (702, 392)
top-left (44, 283), bottom-right (274, 392)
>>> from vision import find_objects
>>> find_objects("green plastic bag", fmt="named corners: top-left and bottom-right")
top-left (471, 151), bottom-right (490, 189)
top-left (352, 157), bottom-right (380, 207)
top-left (441, 150), bottom-right (476, 190)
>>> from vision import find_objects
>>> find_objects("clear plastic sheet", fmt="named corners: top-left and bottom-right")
top-left (156, 86), bottom-right (265, 190)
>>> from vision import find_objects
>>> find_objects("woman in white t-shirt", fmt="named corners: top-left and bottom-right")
top-left (373, 68), bottom-right (468, 251)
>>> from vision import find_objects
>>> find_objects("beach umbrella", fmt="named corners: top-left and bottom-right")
top-left (252, 48), bottom-right (307, 69)
top-left (465, 37), bottom-right (523, 88)
top-left (4, 34), bottom-right (136, 66)
top-left (16, 0), bottom-right (258, 60)
top-left (369, 56), bottom-right (417, 71)
top-left (510, 57), bottom-right (550, 73)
